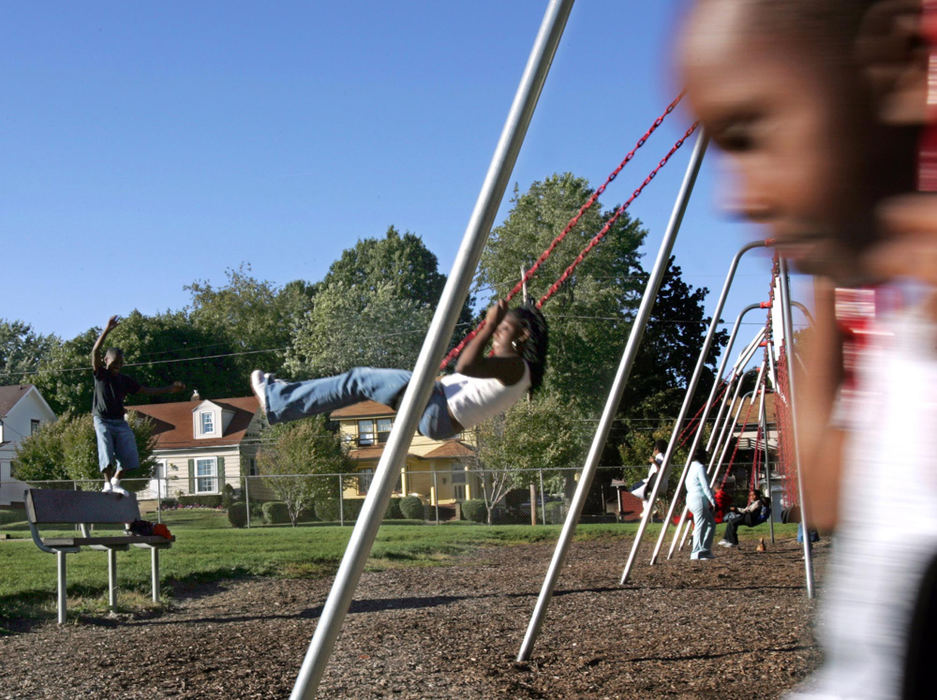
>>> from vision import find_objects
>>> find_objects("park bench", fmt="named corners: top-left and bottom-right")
top-left (24, 488), bottom-right (174, 624)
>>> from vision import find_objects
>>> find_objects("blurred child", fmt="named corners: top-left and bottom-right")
top-left (679, 1), bottom-right (937, 696)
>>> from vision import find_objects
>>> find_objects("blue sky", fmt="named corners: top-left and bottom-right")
top-left (1, 1), bottom-right (799, 355)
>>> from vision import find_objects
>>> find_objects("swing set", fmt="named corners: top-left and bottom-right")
top-left (289, 2), bottom-right (813, 696)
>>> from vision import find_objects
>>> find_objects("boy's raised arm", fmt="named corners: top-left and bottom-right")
top-left (91, 315), bottom-right (119, 372)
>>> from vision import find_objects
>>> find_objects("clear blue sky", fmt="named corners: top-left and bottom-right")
top-left (1, 1), bottom-right (803, 355)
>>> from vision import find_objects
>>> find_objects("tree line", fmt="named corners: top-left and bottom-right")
top-left (4, 173), bottom-right (724, 513)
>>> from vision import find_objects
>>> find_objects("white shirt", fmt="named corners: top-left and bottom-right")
top-left (439, 362), bottom-right (531, 430)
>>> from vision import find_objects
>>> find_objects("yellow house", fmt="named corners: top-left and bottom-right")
top-left (329, 400), bottom-right (481, 511)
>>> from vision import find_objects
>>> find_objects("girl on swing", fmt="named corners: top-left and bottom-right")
top-left (250, 300), bottom-right (548, 439)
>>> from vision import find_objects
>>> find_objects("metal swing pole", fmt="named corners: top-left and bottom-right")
top-left (758, 373), bottom-right (776, 543)
top-left (516, 129), bottom-right (710, 663)
top-left (289, 2), bottom-right (576, 696)
top-left (668, 331), bottom-right (764, 557)
top-left (776, 258), bottom-right (815, 598)
top-left (620, 237), bottom-right (768, 584)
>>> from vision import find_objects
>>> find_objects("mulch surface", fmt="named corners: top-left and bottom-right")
top-left (0, 535), bottom-right (824, 699)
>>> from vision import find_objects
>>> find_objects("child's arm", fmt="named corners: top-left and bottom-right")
top-left (91, 315), bottom-right (119, 372)
top-left (138, 381), bottom-right (186, 396)
top-left (455, 301), bottom-right (526, 386)
top-left (796, 279), bottom-right (846, 530)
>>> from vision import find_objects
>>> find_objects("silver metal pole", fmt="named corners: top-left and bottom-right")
top-left (517, 130), bottom-right (709, 663)
top-left (704, 303), bottom-right (765, 451)
top-left (290, 3), bottom-right (576, 695)
top-left (433, 470), bottom-right (439, 525)
top-left (621, 238), bottom-right (768, 583)
top-left (777, 259), bottom-right (815, 598)
top-left (245, 474), bottom-right (252, 529)
top-left (759, 373), bottom-right (776, 543)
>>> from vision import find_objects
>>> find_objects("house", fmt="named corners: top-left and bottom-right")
top-left (0, 384), bottom-right (57, 506)
top-left (330, 400), bottom-right (480, 510)
top-left (129, 395), bottom-right (263, 501)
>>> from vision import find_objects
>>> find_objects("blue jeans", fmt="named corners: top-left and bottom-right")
top-left (264, 367), bottom-right (457, 440)
top-left (93, 416), bottom-right (140, 473)
top-left (688, 496), bottom-right (715, 559)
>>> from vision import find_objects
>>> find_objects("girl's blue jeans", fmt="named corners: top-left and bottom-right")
top-left (263, 367), bottom-right (457, 440)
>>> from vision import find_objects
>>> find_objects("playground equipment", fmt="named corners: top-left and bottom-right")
top-left (290, 1), bottom-right (813, 693)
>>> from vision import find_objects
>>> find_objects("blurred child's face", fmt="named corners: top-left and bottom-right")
top-left (679, 1), bottom-right (888, 283)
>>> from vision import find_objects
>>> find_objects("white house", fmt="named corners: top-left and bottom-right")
top-left (0, 384), bottom-right (57, 506)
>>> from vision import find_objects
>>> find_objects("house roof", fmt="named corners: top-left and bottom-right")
top-left (422, 440), bottom-right (475, 459)
top-left (330, 400), bottom-right (394, 420)
top-left (728, 392), bottom-right (778, 426)
top-left (0, 385), bottom-right (33, 417)
top-left (128, 396), bottom-right (260, 450)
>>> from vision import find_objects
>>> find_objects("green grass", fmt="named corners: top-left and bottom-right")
top-left (0, 509), bottom-right (800, 629)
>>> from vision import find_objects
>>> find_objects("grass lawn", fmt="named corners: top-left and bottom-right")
top-left (0, 508), bottom-right (799, 628)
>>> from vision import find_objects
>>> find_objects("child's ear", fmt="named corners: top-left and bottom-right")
top-left (856, 1), bottom-right (929, 125)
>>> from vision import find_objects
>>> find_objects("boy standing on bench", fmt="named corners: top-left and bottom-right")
top-left (92, 315), bottom-right (185, 495)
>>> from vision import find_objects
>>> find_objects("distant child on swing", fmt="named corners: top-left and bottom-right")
top-left (92, 315), bottom-right (186, 495)
top-left (678, 0), bottom-right (937, 695)
top-left (250, 301), bottom-right (548, 439)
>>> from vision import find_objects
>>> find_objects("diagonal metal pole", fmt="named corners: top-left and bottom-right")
top-left (516, 130), bottom-right (709, 663)
top-left (289, 2), bottom-right (576, 696)
top-left (776, 258), bottom-right (815, 598)
top-left (621, 237), bottom-right (769, 583)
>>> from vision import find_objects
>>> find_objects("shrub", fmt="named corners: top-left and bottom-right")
top-left (178, 494), bottom-right (223, 508)
top-left (159, 497), bottom-right (179, 510)
top-left (262, 501), bottom-right (291, 524)
top-left (461, 499), bottom-right (487, 523)
top-left (385, 497), bottom-right (403, 520)
top-left (227, 502), bottom-right (248, 528)
top-left (297, 504), bottom-right (317, 522)
top-left (314, 498), bottom-right (363, 522)
top-left (399, 495), bottom-right (425, 520)
top-left (0, 508), bottom-right (26, 526)
top-left (537, 501), bottom-right (565, 525)
top-left (221, 484), bottom-right (238, 510)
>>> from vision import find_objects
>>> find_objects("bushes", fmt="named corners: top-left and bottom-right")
top-left (399, 495), bottom-right (425, 520)
top-left (178, 494), bottom-right (223, 508)
top-left (461, 498), bottom-right (487, 523)
top-left (262, 501), bottom-right (291, 524)
top-left (385, 497), bottom-right (403, 520)
top-left (227, 502), bottom-right (248, 528)
top-left (538, 501), bottom-right (565, 525)
top-left (314, 498), bottom-right (364, 522)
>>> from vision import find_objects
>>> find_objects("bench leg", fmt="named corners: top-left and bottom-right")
top-left (57, 550), bottom-right (67, 625)
top-left (150, 547), bottom-right (160, 603)
top-left (107, 548), bottom-right (118, 611)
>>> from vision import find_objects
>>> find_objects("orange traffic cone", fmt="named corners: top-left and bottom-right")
top-left (756, 537), bottom-right (767, 552)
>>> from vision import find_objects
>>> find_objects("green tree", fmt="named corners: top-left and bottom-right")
top-left (186, 263), bottom-right (314, 376)
top-left (0, 320), bottom-right (59, 386)
top-left (286, 227), bottom-right (472, 377)
top-left (257, 416), bottom-right (352, 526)
top-left (13, 412), bottom-right (157, 491)
top-left (472, 392), bottom-right (588, 524)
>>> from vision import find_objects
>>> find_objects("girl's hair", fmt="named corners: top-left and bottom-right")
top-left (508, 304), bottom-right (548, 393)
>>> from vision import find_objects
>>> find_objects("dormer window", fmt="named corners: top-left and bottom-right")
top-left (200, 411), bottom-right (214, 435)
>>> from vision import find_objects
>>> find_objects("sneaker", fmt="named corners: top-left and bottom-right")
top-left (718, 539), bottom-right (736, 548)
top-left (102, 479), bottom-right (113, 493)
top-left (250, 369), bottom-right (269, 416)
top-left (110, 470), bottom-right (129, 497)
top-left (698, 552), bottom-right (716, 559)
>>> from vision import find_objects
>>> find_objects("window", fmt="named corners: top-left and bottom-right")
top-left (195, 458), bottom-right (217, 493)
top-left (357, 468), bottom-right (374, 495)
top-left (452, 467), bottom-right (466, 502)
top-left (30, 419), bottom-right (41, 435)
top-left (200, 411), bottom-right (214, 435)
top-left (377, 418), bottom-right (392, 443)
top-left (358, 419), bottom-right (375, 446)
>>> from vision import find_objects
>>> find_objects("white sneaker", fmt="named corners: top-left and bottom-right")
top-left (102, 479), bottom-right (113, 493)
top-left (718, 539), bottom-right (735, 548)
top-left (250, 370), bottom-right (270, 416)
top-left (110, 470), bottom-right (129, 497)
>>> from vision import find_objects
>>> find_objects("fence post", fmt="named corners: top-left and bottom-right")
top-left (245, 474), bottom-right (252, 529)
top-left (538, 469), bottom-right (546, 524)
top-left (338, 474), bottom-right (344, 527)
top-left (433, 470), bottom-right (439, 525)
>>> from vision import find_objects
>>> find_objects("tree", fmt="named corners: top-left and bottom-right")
top-left (472, 392), bottom-right (588, 524)
top-left (0, 320), bottom-right (59, 386)
top-left (13, 412), bottom-right (157, 491)
top-left (31, 311), bottom-right (245, 416)
top-left (256, 415), bottom-right (352, 526)
top-left (186, 263), bottom-right (313, 376)
top-left (286, 227), bottom-right (472, 377)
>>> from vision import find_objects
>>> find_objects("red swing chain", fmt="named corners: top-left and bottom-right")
top-left (439, 94), bottom-right (692, 370)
